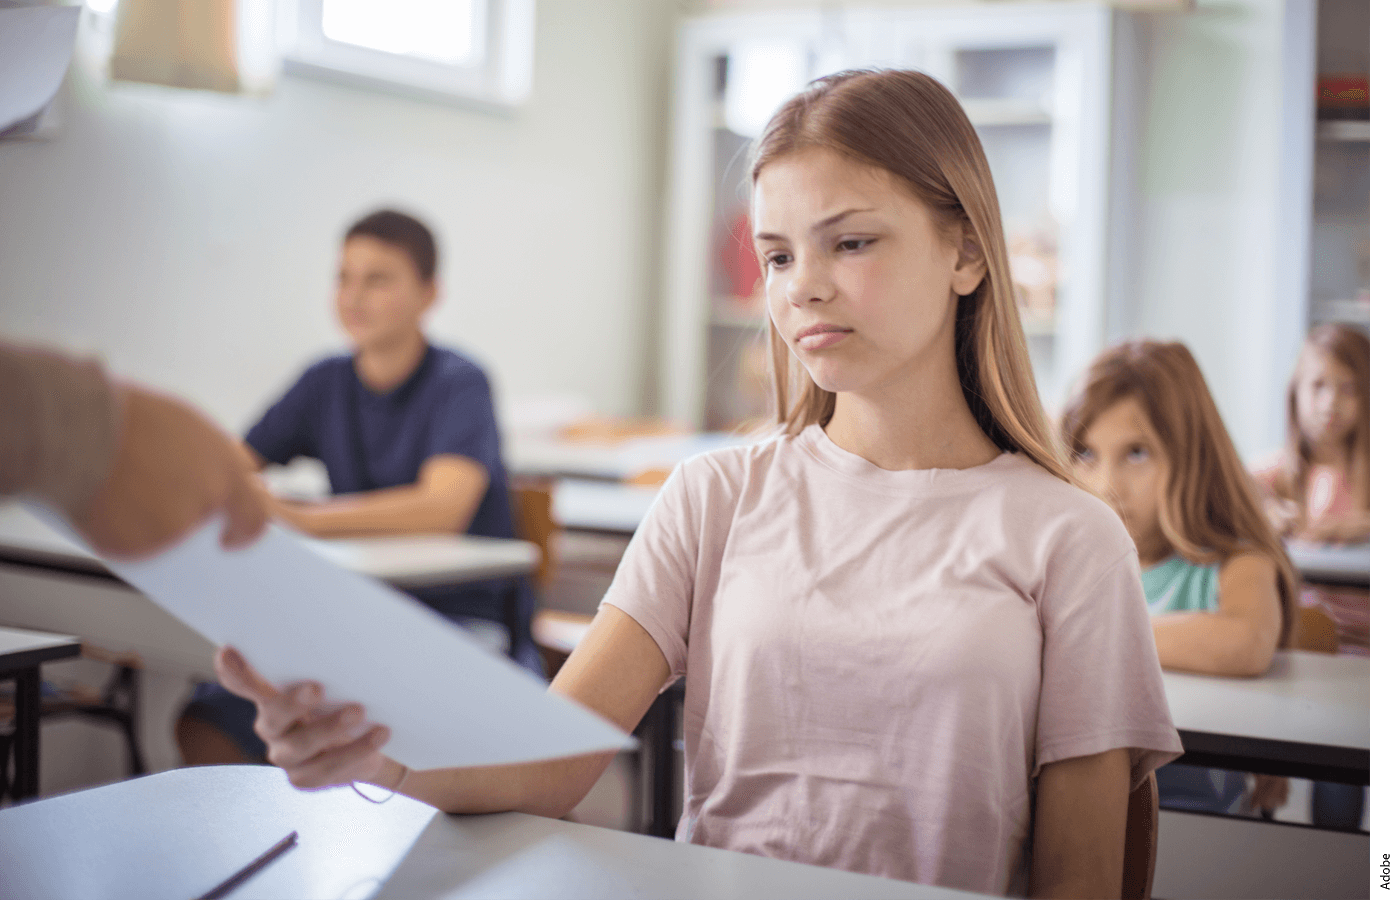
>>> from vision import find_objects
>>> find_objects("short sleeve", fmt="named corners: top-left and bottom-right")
top-left (598, 462), bottom-right (700, 683)
top-left (423, 364), bottom-right (503, 472)
top-left (1034, 508), bottom-right (1184, 789)
top-left (245, 363), bottom-right (326, 465)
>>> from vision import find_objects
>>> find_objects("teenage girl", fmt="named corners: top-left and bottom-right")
top-left (1060, 340), bottom-right (1297, 815)
top-left (1254, 323), bottom-right (1368, 830)
top-left (215, 69), bottom-right (1182, 898)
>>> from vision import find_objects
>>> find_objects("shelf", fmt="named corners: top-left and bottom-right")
top-left (1316, 120), bottom-right (1368, 142)
top-left (961, 98), bottom-right (1053, 128)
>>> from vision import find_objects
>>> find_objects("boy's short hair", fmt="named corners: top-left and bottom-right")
top-left (344, 209), bottom-right (437, 282)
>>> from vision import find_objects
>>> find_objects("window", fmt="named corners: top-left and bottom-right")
top-left (283, 0), bottom-right (534, 111)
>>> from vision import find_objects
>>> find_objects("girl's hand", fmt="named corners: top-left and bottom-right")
top-left (1263, 498), bottom-right (1302, 537)
top-left (214, 646), bottom-right (392, 789)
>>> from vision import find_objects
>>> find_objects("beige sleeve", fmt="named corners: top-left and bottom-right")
top-left (0, 341), bottom-right (124, 518)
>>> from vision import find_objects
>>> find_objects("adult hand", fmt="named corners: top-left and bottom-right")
top-left (215, 646), bottom-right (393, 789)
top-left (75, 385), bottom-right (268, 556)
top-left (1262, 497), bottom-right (1302, 537)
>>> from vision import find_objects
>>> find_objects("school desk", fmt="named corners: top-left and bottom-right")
top-left (0, 627), bottom-right (81, 801)
top-left (506, 431), bottom-right (749, 482)
top-left (1161, 650), bottom-right (1368, 785)
top-left (0, 764), bottom-right (978, 900)
top-left (1285, 540), bottom-right (1369, 588)
top-left (551, 478), bottom-right (659, 535)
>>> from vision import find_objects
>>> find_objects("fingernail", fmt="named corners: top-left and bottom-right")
top-left (341, 706), bottom-right (362, 726)
top-left (297, 685), bottom-right (317, 705)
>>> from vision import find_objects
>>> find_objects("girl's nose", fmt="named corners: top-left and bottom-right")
top-left (785, 257), bottom-right (834, 307)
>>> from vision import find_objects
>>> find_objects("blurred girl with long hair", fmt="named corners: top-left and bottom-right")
top-left (1061, 339), bottom-right (1296, 815)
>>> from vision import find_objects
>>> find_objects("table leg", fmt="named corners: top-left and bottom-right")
top-left (12, 667), bottom-right (40, 800)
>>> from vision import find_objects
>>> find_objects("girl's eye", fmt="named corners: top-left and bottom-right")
top-left (837, 238), bottom-right (873, 252)
top-left (766, 252), bottom-right (792, 268)
top-left (1074, 448), bottom-right (1095, 464)
top-left (1126, 444), bottom-right (1150, 462)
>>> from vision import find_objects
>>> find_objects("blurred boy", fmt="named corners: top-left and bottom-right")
top-left (177, 209), bottom-right (535, 764)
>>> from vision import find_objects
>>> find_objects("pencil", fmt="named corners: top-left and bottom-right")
top-left (195, 830), bottom-right (298, 900)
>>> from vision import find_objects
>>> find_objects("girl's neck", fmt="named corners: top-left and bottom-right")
top-left (355, 332), bottom-right (428, 393)
top-left (1307, 439), bottom-right (1350, 469)
top-left (823, 374), bottom-right (1000, 471)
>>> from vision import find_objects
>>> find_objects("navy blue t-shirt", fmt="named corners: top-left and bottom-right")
top-left (246, 345), bottom-right (530, 637)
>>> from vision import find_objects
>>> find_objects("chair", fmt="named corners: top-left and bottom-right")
top-left (1122, 770), bottom-right (1159, 900)
top-left (1289, 605), bottom-right (1339, 654)
top-left (511, 477), bottom-right (557, 588)
top-left (0, 643), bottom-right (146, 797)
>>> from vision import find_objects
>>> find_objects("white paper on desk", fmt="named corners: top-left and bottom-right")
top-left (0, 6), bottom-right (80, 136)
top-left (26, 505), bottom-right (634, 770)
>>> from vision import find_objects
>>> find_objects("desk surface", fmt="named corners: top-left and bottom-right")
top-left (0, 502), bottom-right (538, 588)
top-left (1285, 541), bottom-right (1369, 586)
top-left (1162, 650), bottom-right (1368, 782)
top-left (0, 626), bottom-right (81, 675)
top-left (551, 479), bottom-right (659, 534)
top-left (0, 766), bottom-right (978, 900)
top-left (507, 432), bottom-right (750, 481)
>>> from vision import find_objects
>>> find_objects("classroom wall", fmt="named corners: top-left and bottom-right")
top-left (0, 0), bottom-right (682, 434)
top-left (1111, 0), bottom-right (1314, 462)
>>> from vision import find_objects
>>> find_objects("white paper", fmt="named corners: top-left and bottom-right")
top-left (27, 504), bottom-right (634, 770)
top-left (0, 6), bottom-right (80, 136)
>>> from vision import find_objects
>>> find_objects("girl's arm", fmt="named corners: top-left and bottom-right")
top-left (1150, 552), bottom-right (1282, 677)
top-left (215, 603), bottom-right (671, 817)
top-left (1028, 748), bottom-right (1130, 900)
top-left (1298, 509), bottom-right (1369, 544)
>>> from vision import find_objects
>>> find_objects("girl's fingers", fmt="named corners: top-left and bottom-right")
top-left (284, 726), bottom-right (391, 790)
top-left (263, 703), bottom-right (371, 770)
top-left (214, 646), bottom-right (281, 703)
top-left (215, 646), bottom-right (324, 738)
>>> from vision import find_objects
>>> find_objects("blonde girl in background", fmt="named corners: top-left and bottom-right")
top-left (216, 69), bottom-right (1182, 898)
top-left (1254, 323), bottom-right (1368, 830)
top-left (1254, 323), bottom-right (1369, 652)
top-left (1060, 340), bottom-right (1297, 817)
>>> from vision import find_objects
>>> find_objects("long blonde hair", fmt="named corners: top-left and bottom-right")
top-left (749, 69), bottom-right (1069, 482)
top-left (1060, 340), bottom-right (1298, 646)
top-left (1276, 324), bottom-right (1370, 511)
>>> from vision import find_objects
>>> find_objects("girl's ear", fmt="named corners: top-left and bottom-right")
top-left (951, 229), bottom-right (988, 297)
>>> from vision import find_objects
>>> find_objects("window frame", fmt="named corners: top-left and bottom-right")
top-left (281, 0), bottom-right (534, 112)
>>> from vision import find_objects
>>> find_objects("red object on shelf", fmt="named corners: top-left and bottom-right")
top-left (1317, 75), bottom-right (1368, 108)
top-left (720, 211), bottom-right (763, 302)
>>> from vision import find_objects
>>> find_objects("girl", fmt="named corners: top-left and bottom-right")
top-left (1254, 323), bottom-right (1369, 653)
top-left (1254, 324), bottom-right (1368, 830)
top-left (216, 70), bottom-right (1181, 898)
top-left (1060, 340), bottom-right (1297, 815)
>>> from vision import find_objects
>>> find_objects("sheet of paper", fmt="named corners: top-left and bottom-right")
top-left (0, 6), bottom-right (80, 136)
top-left (28, 504), bottom-right (634, 770)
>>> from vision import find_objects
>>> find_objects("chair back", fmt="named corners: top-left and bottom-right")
top-left (510, 479), bottom-right (557, 587)
top-left (1289, 605), bottom-right (1339, 654)
top-left (1122, 770), bottom-right (1158, 900)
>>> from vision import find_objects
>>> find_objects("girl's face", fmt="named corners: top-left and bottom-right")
top-left (335, 236), bottom-right (436, 352)
top-left (752, 147), bottom-right (986, 399)
top-left (1073, 397), bottom-right (1172, 565)
top-left (1294, 345), bottom-right (1361, 451)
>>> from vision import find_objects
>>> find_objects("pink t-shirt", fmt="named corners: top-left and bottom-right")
top-left (601, 425), bottom-right (1183, 896)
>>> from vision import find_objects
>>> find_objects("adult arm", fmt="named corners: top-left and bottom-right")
top-left (215, 602), bottom-right (671, 816)
top-left (270, 453), bottom-right (488, 537)
top-left (1151, 552), bottom-right (1282, 677)
top-left (1028, 748), bottom-right (1131, 900)
top-left (0, 342), bottom-right (266, 555)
